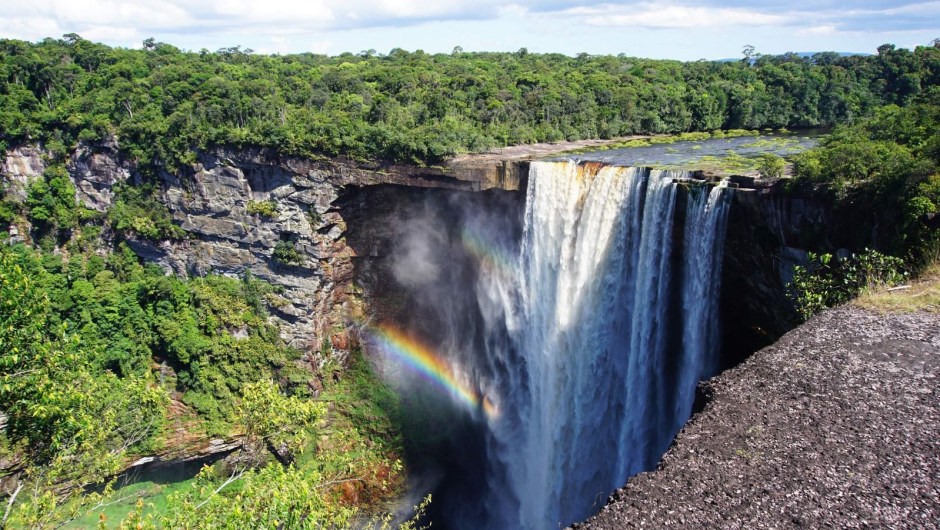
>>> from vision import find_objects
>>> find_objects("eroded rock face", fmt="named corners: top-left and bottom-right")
top-left (0, 141), bottom-right (873, 368)
top-left (68, 139), bottom-right (131, 211)
top-left (720, 182), bottom-right (846, 365)
top-left (2, 146), bottom-right (45, 201)
top-left (0, 141), bottom-right (525, 357)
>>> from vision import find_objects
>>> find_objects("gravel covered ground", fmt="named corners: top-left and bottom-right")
top-left (574, 306), bottom-right (940, 529)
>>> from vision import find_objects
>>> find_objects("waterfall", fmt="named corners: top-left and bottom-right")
top-left (674, 180), bottom-right (732, 433)
top-left (472, 161), bottom-right (733, 530)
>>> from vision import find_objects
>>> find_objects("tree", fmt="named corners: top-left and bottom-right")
top-left (238, 379), bottom-right (324, 464)
top-left (757, 153), bottom-right (786, 178)
top-left (0, 246), bottom-right (167, 529)
top-left (742, 44), bottom-right (758, 64)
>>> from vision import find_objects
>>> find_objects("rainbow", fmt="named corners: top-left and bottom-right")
top-left (369, 323), bottom-right (498, 419)
top-left (460, 228), bottom-right (516, 279)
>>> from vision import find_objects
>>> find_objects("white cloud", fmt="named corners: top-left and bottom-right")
top-left (47, 0), bottom-right (189, 28)
top-left (203, 0), bottom-right (335, 26)
top-left (799, 24), bottom-right (839, 36)
top-left (309, 39), bottom-right (333, 53)
top-left (0, 0), bottom-right (937, 56)
top-left (576, 4), bottom-right (791, 28)
top-left (0, 16), bottom-right (62, 41)
top-left (79, 25), bottom-right (141, 44)
top-left (883, 1), bottom-right (940, 16)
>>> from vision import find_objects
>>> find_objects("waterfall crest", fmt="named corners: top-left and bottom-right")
top-left (475, 161), bottom-right (732, 529)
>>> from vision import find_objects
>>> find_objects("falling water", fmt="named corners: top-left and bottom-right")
top-left (468, 161), bottom-right (732, 529)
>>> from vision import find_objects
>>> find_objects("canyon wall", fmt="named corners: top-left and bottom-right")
top-left (1, 140), bottom-right (525, 363)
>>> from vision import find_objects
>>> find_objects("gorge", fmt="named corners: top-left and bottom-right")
top-left (1, 132), bottom-right (928, 528)
top-left (1, 137), bottom-right (798, 524)
top-left (1, 36), bottom-right (938, 529)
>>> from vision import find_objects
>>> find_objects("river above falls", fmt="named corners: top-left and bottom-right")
top-left (550, 131), bottom-right (824, 174)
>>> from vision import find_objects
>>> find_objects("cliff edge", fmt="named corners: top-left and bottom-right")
top-left (574, 303), bottom-right (939, 529)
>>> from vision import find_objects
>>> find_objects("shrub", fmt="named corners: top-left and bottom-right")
top-left (247, 200), bottom-right (278, 218)
top-left (757, 153), bottom-right (786, 178)
top-left (273, 240), bottom-right (303, 265)
top-left (788, 249), bottom-right (907, 320)
top-left (109, 183), bottom-right (186, 240)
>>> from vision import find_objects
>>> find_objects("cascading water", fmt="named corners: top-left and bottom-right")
top-left (472, 161), bottom-right (732, 529)
top-left (365, 160), bottom-right (733, 529)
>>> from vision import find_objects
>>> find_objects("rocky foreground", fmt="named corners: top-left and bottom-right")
top-left (574, 306), bottom-right (939, 529)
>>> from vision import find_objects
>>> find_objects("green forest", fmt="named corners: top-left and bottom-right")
top-left (1, 34), bottom-right (939, 528)
top-left (1, 36), bottom-right (938, 168)
top-left (0, 242), bottom-right (417, 528)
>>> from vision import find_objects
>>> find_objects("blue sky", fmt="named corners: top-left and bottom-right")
top-left (1, 0), bottom-right (938, 60)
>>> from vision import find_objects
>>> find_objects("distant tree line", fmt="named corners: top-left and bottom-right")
top-left (1, 36), bottom-right (938, 168)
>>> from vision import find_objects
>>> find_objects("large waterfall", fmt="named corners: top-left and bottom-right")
top-left (367, 159), bottom-right (733, 529)
top-left (469, 160), bottom-right (732, 529)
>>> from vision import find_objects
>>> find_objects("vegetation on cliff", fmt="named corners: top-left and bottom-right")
top-left (1, 33), bottom-right (939, 526)
top-left (787, 88), bottom-right (940, 318)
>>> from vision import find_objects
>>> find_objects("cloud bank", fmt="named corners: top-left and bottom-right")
top-left (0, 0), bottom-right (937, 57)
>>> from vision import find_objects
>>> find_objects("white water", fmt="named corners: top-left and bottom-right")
top-left (474, 161), bottom-right (732, 529)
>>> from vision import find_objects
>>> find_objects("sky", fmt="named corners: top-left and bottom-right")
top-left (1, 0), bottom-right (938, 60)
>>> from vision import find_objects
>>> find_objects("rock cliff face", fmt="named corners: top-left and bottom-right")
top-left (2, 146), bottom-right (46, 201)
top-left (719, 182), bottom-right (834, 364)
top-left (718, 178), bottom-right (898, 366)
top-left (1, 140), bottom-right (526, 356)
top-left (3, 140), bottom-right (863, 368)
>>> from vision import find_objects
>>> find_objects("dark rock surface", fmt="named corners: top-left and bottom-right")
top-left (574, 306), bottom-right (940, 529)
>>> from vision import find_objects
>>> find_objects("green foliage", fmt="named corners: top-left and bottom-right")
top-left (238, 379), bottom-right (324, 459)
top-left (902, 172), bottom-right (940, 266)
top-left (0, 245), bottom-right (167, 529)
top-left (25, 165), bottom-right (94, 240)
top-left (0, 199), bottom-right (19, 225)
top-left (115, 464), bottom-right (428, 530)
top-left (791, 93), bottom-right (940, 269)
top-left (323, 352), bottom-right (403, 450)
top-left (306, 205), bottom-right (323, 227)
top-left (788, 249), bottom-right (907, 320)
top-left (1, 37), bottom-right (938, 168)
top-left (1, 243), bottom-right (299, 437)
top-left (246, 199), bottom-right (278, 218)
top-left (272, 240), bottom-right (303, 265)
top-left (756, 153), bottom-right (786, 178)
top-left (1, 239), bottom-right (411, 528)
top-left (108, 183), bottom-right (186, 240)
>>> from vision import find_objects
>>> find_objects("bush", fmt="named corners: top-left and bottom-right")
top-left (247, 200), bottom-right (278, 218)
top-left (273, 240), bottom-right (303, 265)
top-left (757, 153), bottom-right (785, 178)
top-left (788, 249), bottom-right (907, 319)
top-left (109, 183), bottom-right (186, 240)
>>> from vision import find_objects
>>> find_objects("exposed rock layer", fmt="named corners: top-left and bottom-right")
top-left (574, 305), bottom-right (940, 529)
top-left (1, 142), bottom-right (527, 353)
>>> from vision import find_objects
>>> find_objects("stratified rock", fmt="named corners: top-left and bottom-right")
top-left (0, 140), bottom-right (528, 357)
top-left (68, 141), bottom-right (131, 211)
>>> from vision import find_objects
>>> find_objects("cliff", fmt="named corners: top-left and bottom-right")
top-left (2, 141), bottom-right (528, 357)
top-left (3, 142), bottom-right (854, 374)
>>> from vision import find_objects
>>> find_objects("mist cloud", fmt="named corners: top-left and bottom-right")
top-left (390, 215), bottom-right (447, 289)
